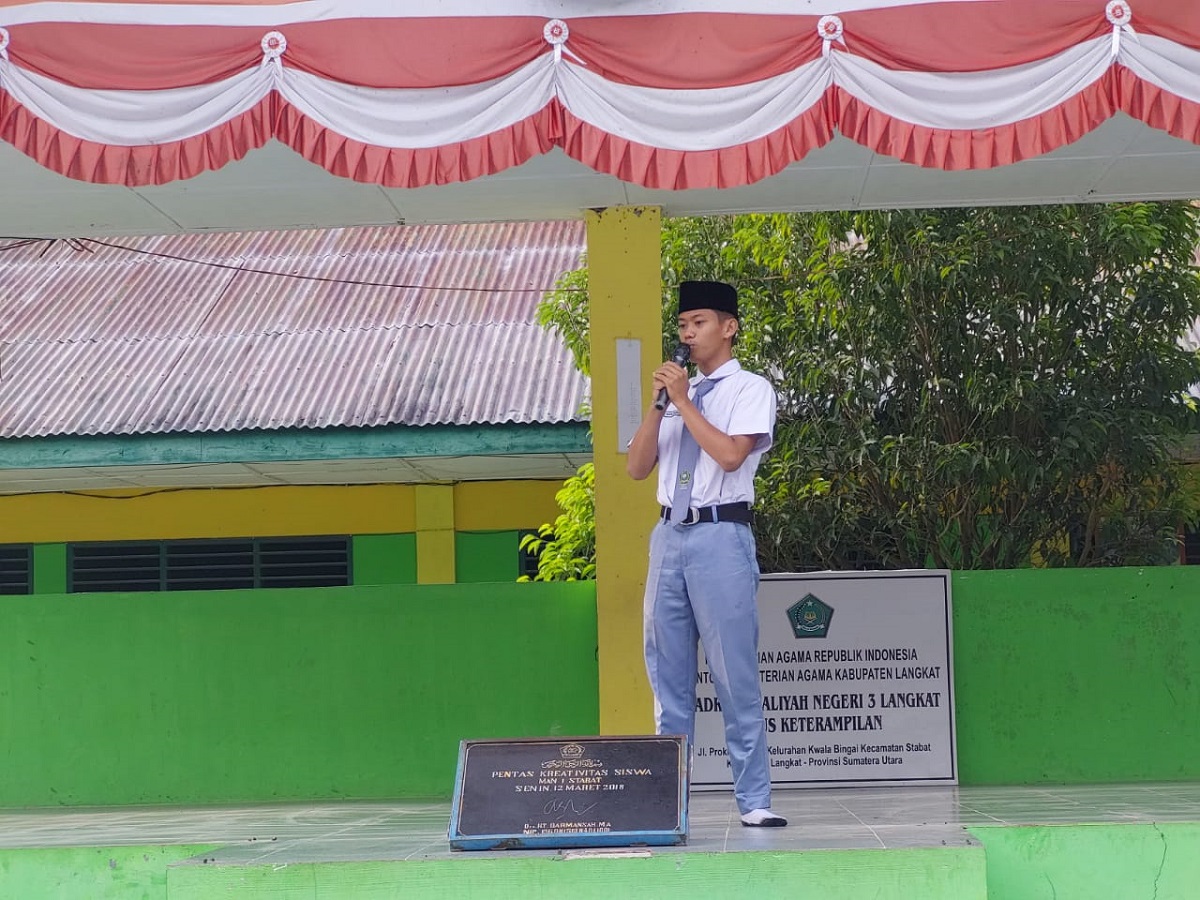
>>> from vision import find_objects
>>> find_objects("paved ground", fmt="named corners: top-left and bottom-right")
top-left (1, 783), bottom-right (1197, 865)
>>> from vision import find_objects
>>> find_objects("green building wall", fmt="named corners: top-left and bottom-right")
top-left (352, 530), bottom-right (535, 585)
top-left (952, 566), bottom-right (1199, 784)
top-left (31, 544), bottom-right (67, 594)
top-left (456, 531), bottom-right (526, 582)
top-left (0, 582), bottom-right (598, 808)
top-left (20, 531), bottom-right (526, 592)
top-left (0, 481), bottom-right (565, 589)
top-left (352, 533), bottom-right (419, 584)
top-left (0, 566), bottom-right (1197, 808)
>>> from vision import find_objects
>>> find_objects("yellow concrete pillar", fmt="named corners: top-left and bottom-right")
top-left (415, 484), bottom-right (456, 584)
top-left (586, 206), bottom-right (662, 734)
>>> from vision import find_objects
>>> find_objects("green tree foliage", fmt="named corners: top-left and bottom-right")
top-left (527, 204), bottom-right (1200, 576)
top-left (518, 463), bottom-right (595, 582)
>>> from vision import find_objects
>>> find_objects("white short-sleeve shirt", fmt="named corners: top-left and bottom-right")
top-left (654, 359), bottom-right (777, 509)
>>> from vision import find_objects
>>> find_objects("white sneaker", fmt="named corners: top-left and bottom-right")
top-left (740, 808), bottom-right (788, 827)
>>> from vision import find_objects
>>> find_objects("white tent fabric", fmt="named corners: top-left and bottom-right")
top-left (0, 1), bottom-right (1197, 188)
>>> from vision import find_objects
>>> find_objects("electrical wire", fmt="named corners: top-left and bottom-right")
top-left (0, 235), bottom-right (585, 293)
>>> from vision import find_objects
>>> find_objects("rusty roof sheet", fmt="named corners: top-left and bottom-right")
top-left (0, 222), bottom-right (589, 438)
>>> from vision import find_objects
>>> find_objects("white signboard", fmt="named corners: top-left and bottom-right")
top-left (692, 571), bottom-right (956, 789)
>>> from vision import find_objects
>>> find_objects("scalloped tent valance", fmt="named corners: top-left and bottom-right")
top-left (0, 0), bottom-right (1197, 190)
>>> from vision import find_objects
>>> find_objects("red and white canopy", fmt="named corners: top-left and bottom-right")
top-left (0, 0), bottom-right (1197, 190)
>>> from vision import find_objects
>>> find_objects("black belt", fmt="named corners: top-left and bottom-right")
top-left (660, 502), bottom-right (754, 525)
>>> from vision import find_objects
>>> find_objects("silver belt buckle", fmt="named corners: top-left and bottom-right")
top-left (682, 506), bottom-right (701, 526)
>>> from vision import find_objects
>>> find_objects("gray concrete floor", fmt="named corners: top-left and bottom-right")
top-left (0, 784), bottom-right (1197, 866)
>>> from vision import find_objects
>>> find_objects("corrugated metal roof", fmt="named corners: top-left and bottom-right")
top-left (0, 222), bottom-right (589, 438)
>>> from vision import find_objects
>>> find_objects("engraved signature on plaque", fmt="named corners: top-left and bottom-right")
top-left (481, 742), bottom-right (659, 835)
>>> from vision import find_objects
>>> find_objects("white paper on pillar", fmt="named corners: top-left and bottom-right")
top-left (615, 338), bottom-right (645, 454)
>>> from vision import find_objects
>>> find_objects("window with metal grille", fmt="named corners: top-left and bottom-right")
top-left (518, 530), bottom-right (543, 580)
top-left (1184, 527), bottom-right (1200, 565)
top-left (0, 545), bottom-right (32, 595)
top-left (69, 537), bottom-right (351, 592)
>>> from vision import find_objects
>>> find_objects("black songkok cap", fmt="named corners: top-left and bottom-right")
top-left (678, 280), bottom-right (738, 319)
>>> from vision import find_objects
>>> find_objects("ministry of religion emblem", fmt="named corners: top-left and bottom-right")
top-left (786, 593), bottom-right (833, 639)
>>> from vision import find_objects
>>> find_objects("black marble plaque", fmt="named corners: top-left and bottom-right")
top-left (448, 735), bottom-right (688, 850)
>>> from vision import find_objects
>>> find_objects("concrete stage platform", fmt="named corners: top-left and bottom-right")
top-left (1, 783), bottom-right (1197, 898)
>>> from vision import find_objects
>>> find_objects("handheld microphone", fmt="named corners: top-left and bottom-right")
top-left (654, 344), bottom-right (691, 411)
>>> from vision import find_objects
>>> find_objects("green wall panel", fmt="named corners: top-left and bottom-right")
top-left (31, 543), bottom-right (67, 594)
top-left (972, 824), bottom-right (1200, 900)
top-left (0, 845), bottom-right (216, 900)
top-left (951, 567), bottom-right (1200, 784)
top-left (0, 582), bottom-right (597, 808)
top-left (456, 531), bottom-right (520, 583)
top-left (352, 534), bottom-right (417, 585)
top-left (2, 566), bottom-right (1199, 809)
top-left (167, 847), bottom-right (986, 900)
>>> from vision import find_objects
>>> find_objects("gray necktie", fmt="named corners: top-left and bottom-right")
top-left (670, 378), bottom-right (718, 524)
